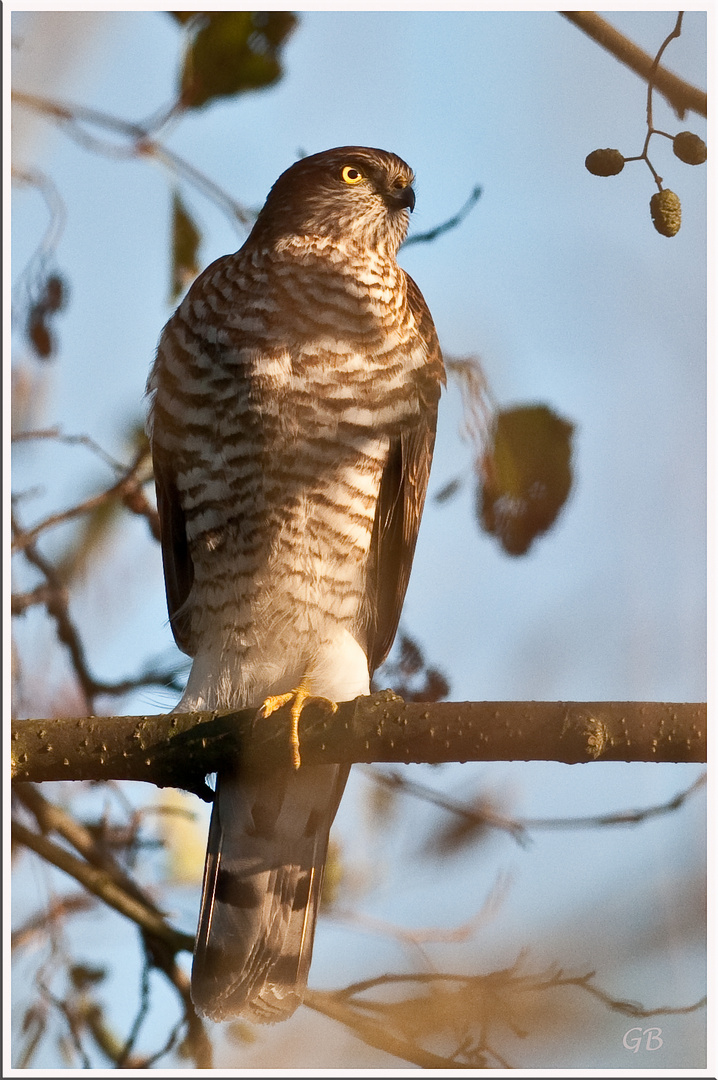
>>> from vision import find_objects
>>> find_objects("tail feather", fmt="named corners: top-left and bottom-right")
top-left (191, 763), bottom-right (349, 1023)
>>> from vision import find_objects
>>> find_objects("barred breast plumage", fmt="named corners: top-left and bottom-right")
top-left (147, 146), bottom-right (444, 1022)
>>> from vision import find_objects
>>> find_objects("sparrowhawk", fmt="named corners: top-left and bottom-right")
top-left (147, 146), bottom-right (444, 1023)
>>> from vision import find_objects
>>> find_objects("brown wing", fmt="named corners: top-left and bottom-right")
top-left (367, 273), bottom-right (445, 674)
top-left (148, 328), bottom-right (196, 657)
top-left (153, 443), bottom-right (194, 655)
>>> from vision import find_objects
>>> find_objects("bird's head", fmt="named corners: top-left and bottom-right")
top-left (251, 146), bottom-right (416, 255)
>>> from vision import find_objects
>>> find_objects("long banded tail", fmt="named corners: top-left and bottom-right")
top-left (191, 763), bottom-right (348, 1022)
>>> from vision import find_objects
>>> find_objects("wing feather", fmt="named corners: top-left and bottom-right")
top-left (153, 447), bottom-right (194, 655)
top-left (148, 338), bottom-right (196, 657)
top-left (367, 273), bottom-right (444, 673)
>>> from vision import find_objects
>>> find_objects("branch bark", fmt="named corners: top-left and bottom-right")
top-left (11, 694), bottom-right (707, 794)
top-left (560, 11), bottom-right (707, 119)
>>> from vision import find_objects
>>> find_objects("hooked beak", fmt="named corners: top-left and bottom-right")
top-left (385, 184), bottom-right (416, 213)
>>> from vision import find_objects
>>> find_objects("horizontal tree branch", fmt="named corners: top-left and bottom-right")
top-left (11, 694), bottom-right (706, 795)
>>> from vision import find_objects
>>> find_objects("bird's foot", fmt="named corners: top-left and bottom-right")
top-left (259, 679), bottom-right (338, 769)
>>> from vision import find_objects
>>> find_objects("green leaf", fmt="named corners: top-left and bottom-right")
top-left (170, 190), bottom-right (201, 303)
top-left (478, 404), bottom-right (575, 556)
top-left (169, 12), bottom-right (297, 110)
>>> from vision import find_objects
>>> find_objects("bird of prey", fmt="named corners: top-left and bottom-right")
top-left (147, 146), bottom-right (444, 1023)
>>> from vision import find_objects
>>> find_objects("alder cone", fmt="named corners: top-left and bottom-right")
top-left (585, 148), bottom-right (625, 177)
top-left (650, 189), bottom-right (681, 237)
top-left (672, 131), bottom-right (707, 166)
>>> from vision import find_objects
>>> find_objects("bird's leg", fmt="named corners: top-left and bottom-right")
top-left (259, 676), bottom-right (338, 769)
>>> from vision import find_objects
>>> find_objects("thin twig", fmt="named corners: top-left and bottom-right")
top-left (11, 450), bottom-right (155, 553)
top-left (11, 893), bottom-right (95, 951)
top-left (11, 427), bottom-right (129, 472)
top-left (14, 785), bottom-right (165, 914)
top-left (143, 957), bottom-right (213, 1069)
top-left (116, 959), bottom-right (152, 1067)
top-left (11, 167), bottom-right (67, 320)
top-left (331, 963), bottom-right (707, 1015)
top-left (38, 980), bottom-right (93, 1069)
top-left (303, 988), bottom-right (465, 1069)
top-left (13, 90), bottom-right (252, 230)
top-left (306, 963), bottom-right (705, 1069)
top-left (646, 12), bottom-right (684, 132)
top-left (328, 874), bottom-right (509, 947)
top-left (404, 185), bottom-right (482, 247)
top-left (631, 11), bottom-right (687, 192)
top-left (364, 766), bottom-right (525, 843)
top-left (12, 584), bottom-right (57, 615)
top-left (10, 490), bottom-right (175, 707)
top-left (13, 513), bottom-right (96, 713)
top-left (365, 766), bottom-right (706, 843)
top-left (12, 818), bottom-right (195, 953)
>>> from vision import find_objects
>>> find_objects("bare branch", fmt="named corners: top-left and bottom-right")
top-left (329, 874), bottom-right (510, 947)
top-left (11, 501), bottom-right (176, 708)
top-left (364, 766), bottom-right (706, 844)
top-left (77, 995), bottom-right (147, 1069)
top-left (142, 957), bottom-right (213, 1069)
top-left (11, 893), bottom-right (94, 951)
top-left (11, 449), bottom-right (158, 553)
top-left (11, 818), bottom-right (194, 954)
top-left (12, 90), bottom-right (252, 230)
top-left (10, 695), bottom-right (707, 794)
top-left (303, 987), bottom-right (464, 1069)
top-left (13, 517), bottom-right (96, 713)
top-left (305, 961), bottom-right (706, 1069)
top-left (11, 168), bottom-right (67, 284)
top-left (403, 185), bottom-right (482, 247)
top-left (12, 584), bottom-right (57, 615)
top-left (331, 963), bottom-right (707, 1015)
top-left (11, 427), bottom-right (130, 473)
top-left (560, 12), bottom-right (706, 119)
top-left (14, 784), bottom-right (167, 915)
top-left (12, 784), bottom-right (207, 1063)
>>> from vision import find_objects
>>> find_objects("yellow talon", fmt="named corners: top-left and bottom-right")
top-left (259, 678), bottom-right (337, 769)
top-left (260, 690), bottom-right (296, 716)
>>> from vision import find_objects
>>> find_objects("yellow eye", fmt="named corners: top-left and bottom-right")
top-left (341, 166), bottom-right (363, 184)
